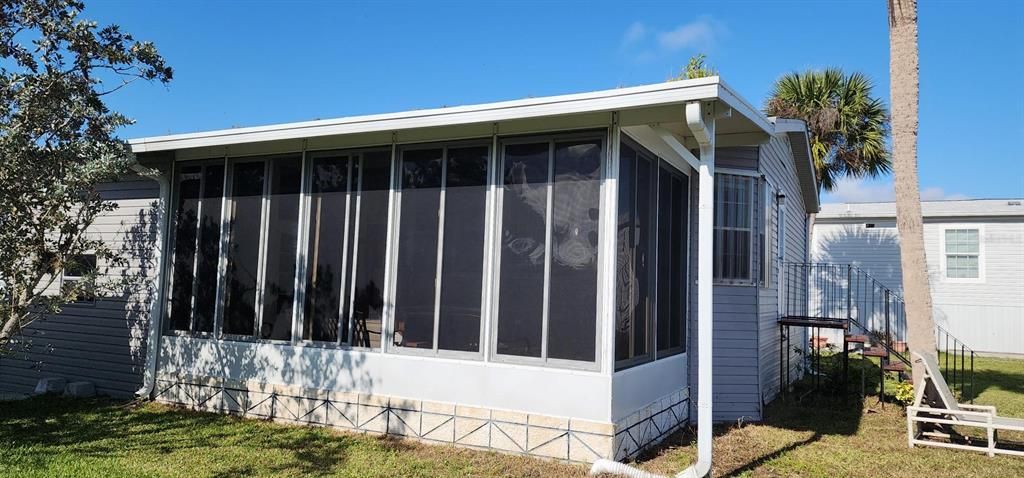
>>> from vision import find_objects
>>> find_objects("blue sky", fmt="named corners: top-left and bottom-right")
top-left (86, 0), bottom-right (1023, 203)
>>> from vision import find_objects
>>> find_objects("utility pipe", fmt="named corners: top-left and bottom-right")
top-left (590, 101), bottom-right (715, 478)
top-left (129, 160), bottom-right (171, 399)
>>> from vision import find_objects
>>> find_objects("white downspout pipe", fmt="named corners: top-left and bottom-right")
top-left (681, 100), bottom-right (715, 478)
top-left (130, 160), bottom-right (171, 399)
top-left (590, 102), bottom-right (715, 478)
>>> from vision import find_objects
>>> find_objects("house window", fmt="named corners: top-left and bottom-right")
top-left (63, 254), bottom-right (97, 304)
top-left (615, 139), bottom-right (688, 370)
top-left (944, 228), bottom-right (980, 279)
top-left (495, 135), bottom-right (602, 363)
top-left (392, 144), bottom-right (489, 353)
top-left (713, 174), bottom-right (755, 283)
top-left (167, 163), bottom-right (224, 333)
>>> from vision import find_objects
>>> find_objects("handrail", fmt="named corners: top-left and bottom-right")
top-left (780, 262), bottom-right (976, 400)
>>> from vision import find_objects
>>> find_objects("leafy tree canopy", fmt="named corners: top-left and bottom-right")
top-left (0, 0), bottom-right (171, 349)
top-left (765, 68), bottom-right (890, 190)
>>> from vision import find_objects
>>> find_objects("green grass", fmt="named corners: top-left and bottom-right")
top-left (1, 355), bottom-right (1021, 477)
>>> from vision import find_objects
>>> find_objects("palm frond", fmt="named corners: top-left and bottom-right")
top-left (764, 68), bottom-right (891, 190)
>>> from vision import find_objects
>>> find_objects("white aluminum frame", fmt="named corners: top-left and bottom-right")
top-left (614, 134), bottom-right (691, 372)
top-left (163, 158), bottom-right (227, 339)
top-left (160, 128), bottom-right (622, 373)
top-left (489, 130), bottom-right (608, 371)
top-left (388, 139), bottom-right (492, 360)
top-left (294, 146), bottom-right (393, 350)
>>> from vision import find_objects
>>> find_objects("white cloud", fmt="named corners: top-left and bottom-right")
top-left (824, 177), bottom-right (895, 203)
top-left (619, 17), bottom-right (724, 62)
top-left (621, 21), bottom-right (647, 47)
top-left (921, 187), bottom-right (970, 201)
top-left (657, 17), bottom-right (719, 51)
top-left (823, 177), bottom-right (970, 204)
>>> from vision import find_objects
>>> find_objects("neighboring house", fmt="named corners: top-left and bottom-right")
top-left (812, 199), bottom-right (1024, 356)
top-left (0, 77), bottom-right (819, 462)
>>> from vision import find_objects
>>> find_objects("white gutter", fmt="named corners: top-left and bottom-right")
top-left (129, 160), bottom-right (171, 399)
top-left (591, 101), bottom-right (716, 478)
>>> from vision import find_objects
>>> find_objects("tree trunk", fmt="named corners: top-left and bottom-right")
top-left (888, 0), bottom-right (936, 387)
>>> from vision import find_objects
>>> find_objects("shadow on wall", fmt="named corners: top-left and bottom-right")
top-left (814, 223), bottom-right (955, 333)
top-left (3, 181), bottom-right (162, 397)
top-left (814, 223), bottom-right (903, 291)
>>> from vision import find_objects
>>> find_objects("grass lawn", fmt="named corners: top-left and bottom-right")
top-left (1, 356), bottom-right (1021, 477)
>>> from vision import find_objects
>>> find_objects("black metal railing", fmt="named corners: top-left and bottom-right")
top-left (937, 325), bottom-right (975, 403)
top-left (781, 262), bottom-right (979, 403)
top-left (782, 262), bottom-right (910, 364)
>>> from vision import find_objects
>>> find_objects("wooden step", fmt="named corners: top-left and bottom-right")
top-left (845, 334), bottom-right (868, 344)
top-left (883, 362), bottom-right (907, 372)
top-left (863, 347), bottom-right (889, 358)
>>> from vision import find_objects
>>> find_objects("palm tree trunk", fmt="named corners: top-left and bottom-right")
top-left (888, 0), bottom-right (936, 386)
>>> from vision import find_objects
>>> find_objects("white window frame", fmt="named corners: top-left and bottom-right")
top-left (713, 168), bottom-right (758, 285)
top-left (61, 253), bottom-right (97, 306)
top-left (386, 139), bottom-right (492, 361)
top-left (760, 178), bottom-right (773, 289)
top-left (489, 130), bottom-right (607, 371)
top-left (939, 224), bottom-right (985, 283)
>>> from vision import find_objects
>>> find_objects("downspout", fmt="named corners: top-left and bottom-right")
top-left (590, 102), bottom-right (716, 478)
top-left (129, 159), bottom-right (171, 399)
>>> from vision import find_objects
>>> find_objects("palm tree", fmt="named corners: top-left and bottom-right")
top-left (765, 69), bottom-right (890, 190)
top-left (888, 0), bottom-right (936, 386)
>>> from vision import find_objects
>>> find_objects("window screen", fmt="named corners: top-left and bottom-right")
top-left (302, 155), bottom-right (350, 343)
top-left (167, 163), bottom-right (224, 333)
top-left (350, 151), bottom-right (391, 348)
top-left (437, 146), bottom-right (489, 352)
top-left (260, 158), bottom-right (303, 341)
top-left (223, 161), bottom-right (266, 336)
top-left (497, 136), bottom-right (602, 363)
top-left (547, 140), bottom-right (601, 361)
top-left (393, 148), bottom-right (443, 350)
top-left (713, 174), bottom-right (754, 283)
top-left (497, 142), bottom-right (551, 358)
top-left (615, 140), bottom-right (688, 369)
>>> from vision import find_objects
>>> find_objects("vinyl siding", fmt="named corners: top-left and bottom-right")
top-left (688, 147), bottom-right (764, 423)
top-left (812, 216), bottom-right (1024, 355)
top-left (0, 177), bottom-right (161, 397)
top-left (758, 135), bottom-right (809, 404)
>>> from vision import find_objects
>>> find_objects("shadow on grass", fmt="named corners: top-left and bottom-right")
top-left (0, 395), bottom-right (382, 476)
top-left (631, 352), bottom-right (883, 476)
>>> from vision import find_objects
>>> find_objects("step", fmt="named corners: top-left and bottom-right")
top-left (845, 334), bottom-right (868, 344)
top-left (863, 347), bottom-right (889, 358)
top-left (883, 362), bottom-right (907, 372)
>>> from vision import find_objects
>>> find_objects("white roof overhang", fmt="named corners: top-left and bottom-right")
top-left (129, 77), bottom-right (773, 156)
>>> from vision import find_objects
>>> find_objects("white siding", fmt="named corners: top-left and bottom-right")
top-left (757, 135), bottom-right (809, 404)
top-left (0, 177), bottom-right (161, 397)
top-left (812, 212), bottom-right (1024, 355)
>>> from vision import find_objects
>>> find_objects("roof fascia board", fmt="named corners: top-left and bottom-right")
top-left (131, 79), bottom-right (726, 153)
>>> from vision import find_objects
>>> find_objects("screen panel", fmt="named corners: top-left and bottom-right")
top-left (437, 146), bottom-right (489, 352)
top-left (302, 155), bottom-right (349, 343)
top-left (393, 148), bottom-right (443, 349)
top-left (223, 161), bottom-right (266, 336)
top-left (547, 140), bottom-right (601, 362)
top-left (496, 142), bottom-right (550, 358)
